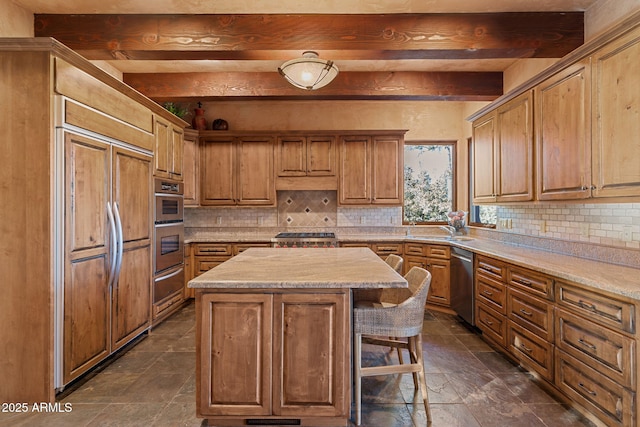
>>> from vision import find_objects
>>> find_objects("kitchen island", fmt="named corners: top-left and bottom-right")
top-left (188, 247), bottom-right (407, 426)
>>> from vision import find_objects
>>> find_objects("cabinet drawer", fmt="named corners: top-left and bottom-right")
top-left (556, 308), bottom-right (635, 389)
top-left (476, 276), bottom-right (507, 314)
top-left (476, 256), bottom-right (506, 282)
top-left (195, 258), bottom-right (229, 275)
top-left (507, 288), bottom-right (554, 342)
top-left (233, 243), bottom-right (270, 255)
top-left (339, 242), bottom-right (370, 248)
top-left (425, 245), bottom-right (450, 259)
top-left (476, 302), bottom-right (507, 348)
top-left (370, 242), bottom-right (403, 256)
top-left (508, 266), bottom-right (553, 300)
top-left (556, 281), bottom-right (635, 334)
top-left (556, 350), bottom-right (635, 427)
top-left (195, 244), bottom-right (233, 257)
top-left (508, 321), bottom-right (554, 381)
top-left (404, 242), bottom-right (425, 256)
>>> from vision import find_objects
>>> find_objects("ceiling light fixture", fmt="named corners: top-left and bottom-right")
top-left (278, 51), bottom-right (339, 90)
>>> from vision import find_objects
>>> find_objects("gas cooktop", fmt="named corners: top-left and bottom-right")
top-left (274, 232), bottom-right (336, 239)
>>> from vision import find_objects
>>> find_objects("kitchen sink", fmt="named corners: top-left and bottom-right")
top-left (449, 236), bottom-right (474, 241)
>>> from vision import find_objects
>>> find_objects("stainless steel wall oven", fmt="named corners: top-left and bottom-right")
top-left (153, 178), bottom-right (184, 319)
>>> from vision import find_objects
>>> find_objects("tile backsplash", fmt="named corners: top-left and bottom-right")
top-left (185, 190), bottom-right (403, 228)
top-left (495, 203), bottom-right (640, 250)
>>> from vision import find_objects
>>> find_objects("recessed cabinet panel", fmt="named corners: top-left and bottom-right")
top-left (592, 27), bottom-right (640, 198)
top-left (339, 136), bottom-right (370, 204)
top-left (472, 113), bottom-right (497, 203)
top-left (307, 136), bottom-right (335, 176)
top-left (536, 60), bottom-right (592, 200)
top-left (277, 136), bottom-right (307, 176)
top-left (496, 90), bottom-right (534, 202)
top-left (200, 138), bottom-right (236, 205)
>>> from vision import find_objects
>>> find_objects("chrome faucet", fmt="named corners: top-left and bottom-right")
top-left (439, 225), bottom-right (456, 239)
top-left (406, 221), bottom-right (416, 236)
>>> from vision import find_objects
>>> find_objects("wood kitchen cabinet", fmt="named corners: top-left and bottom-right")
top-left (471, 90), bottom-right (534, 203)
top-left (0, 39), bottom-right (184, 403)
top-left (338, 132), bottom-right (404, 205)
top-left (197, 290), bottom-right (349, 421)
top-left (200, 134), bottom-right (275, 206)
top-left (536, 59), bottom-right (592, 201)
top-left (555, 282), bottom-right (637, 427)
top-left (182, 129), bottom-right (199, 206)
top-left (591, 25), bottom-right (640, 198)
top-left (277, 134), bottom-right (336, 176)
top-left (154, 115), bottom-right (184, 181)
top-left (402, 243), bottom-right (451, 307)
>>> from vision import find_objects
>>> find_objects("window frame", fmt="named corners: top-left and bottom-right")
top-left (402, 140), bottom-right (457, 225)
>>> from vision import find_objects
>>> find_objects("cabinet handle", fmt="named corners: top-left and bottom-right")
top-left (578, 338), bottom-right (597, 351)
top-left (581, 185), bottom-right (588, 191)
top-left (578, 382), bottom-right (597, 396)
top-left (519, 308), bottom-right (533, 317)
top-left (516, 279), bottom-right (532, 287)
top-left (201, 248), bottom-right (227, 253)
top-left (519, 343), bottom-right (533, 353)
top-left (485, 319), bottom-right (493, 326)
top-left (591, 185), bottom-right (597, 190)
top-left (577, 300), bottom-right (598, 312)
top-left (483, 290), bottom-right (494, 296)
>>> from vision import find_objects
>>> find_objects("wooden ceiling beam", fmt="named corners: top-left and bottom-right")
top-left (34, 13), bottom-right (584, 61)
top-left (123, 71), bottom-right (503, 102)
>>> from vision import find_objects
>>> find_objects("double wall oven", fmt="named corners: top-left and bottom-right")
top-left (153, 178), bottom-right (185, 320)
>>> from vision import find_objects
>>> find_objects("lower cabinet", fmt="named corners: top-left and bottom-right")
top-left (475, 254), bottom-right (638, 427)
top-left (197, 290), bottom-right (349, 422)
top-left (403, 243), bottom-right (451, 307)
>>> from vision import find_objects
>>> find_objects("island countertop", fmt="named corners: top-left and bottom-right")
top-left (188, 247), bottom-right (407, 289)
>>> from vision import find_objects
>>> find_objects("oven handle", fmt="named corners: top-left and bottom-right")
top-left (106, 202), bottom-right (118, 288)
top-left (155, 267), bottom-right (184, 282)
top-left (113, 202), bottom-right (124, 283)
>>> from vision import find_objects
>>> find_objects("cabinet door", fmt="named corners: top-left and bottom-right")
top-left (171, 126), bottom-right (184, 180)
top-left (154, 116), bottom-right (171, 178)
top-left (592, 27), bottom-right (640, 198)
top-left (472, 113), bottom-right (497, 203)
top-left (111, 147), bottom-right (153, 350)
top-left (273, 292), bottom-right (349, 417)
top-left (183, 129), bottom-right (199, 206)
top-left (339, 136), bottom-right (371, 204)
top-left (200, 137), bottom-right (235, 205)
top-left (277, 136), bottom-right (307, 176)
top-left (237, 137), bottom-right (275, 205)
top-left (371, 135), bottom-right (403, 205)
top-left (426, 258), bottom-right (451, 306)
top-left (307, 135), bottom-right (336, 176)
top-left (63, 132), bottom-right (111, 384)
top-left (536, 60), bottom-right (592, 200)
top-left (199, 293), bottom-right (273, 416)
top-left (496, 90), bottom-right (534, 202)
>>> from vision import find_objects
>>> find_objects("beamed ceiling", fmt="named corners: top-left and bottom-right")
top-left (22, 0), bottom-right (593, 102)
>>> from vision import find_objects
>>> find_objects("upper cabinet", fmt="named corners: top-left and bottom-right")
top-left (472, 90), bottom-right (534, 204)
top-left (277, 135), bottom-right (336, 177)
top-left (470, 15), bottom-right (640, 203)
top-left (154, 115), bottom-right (184, 181)
top-left (200, 133), bottom-right (275, 206)
top-left (536, 60), bottom-right (591, 201)
top-left (591, 28), bottom-right (640, 198)
top-left (339, 132), bottom-right (404, 206)
top-left (183, 129), bottom-right (199, 206)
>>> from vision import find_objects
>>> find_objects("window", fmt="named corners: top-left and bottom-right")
top-left (468, 138), bottom-right (496, 227)
top-left (403, 141), bottom-right (456, 224)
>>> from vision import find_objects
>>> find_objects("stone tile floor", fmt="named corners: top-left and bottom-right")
top-left (0, 302), bottom-right (596, 427)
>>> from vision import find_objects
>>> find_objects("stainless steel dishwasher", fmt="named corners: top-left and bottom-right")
top-left (450, 247), bottom-right (475, 325)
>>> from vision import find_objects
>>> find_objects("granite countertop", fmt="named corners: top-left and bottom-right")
top-left (185, 230), bottom-right (640, 300)
top-left (188, 247), bottom-right (408, 289)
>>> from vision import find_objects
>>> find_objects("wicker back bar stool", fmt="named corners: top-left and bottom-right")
top-left (352, 254), bottom-right (404, 303)
top-left (352, 266), bottom-right (432, 425)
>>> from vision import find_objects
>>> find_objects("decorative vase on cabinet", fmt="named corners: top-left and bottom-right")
top-left (192, 102), bottom-right (207, 130)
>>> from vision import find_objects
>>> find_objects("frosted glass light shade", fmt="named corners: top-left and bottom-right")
top-left (278, 51), bottom-right (339, 90)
